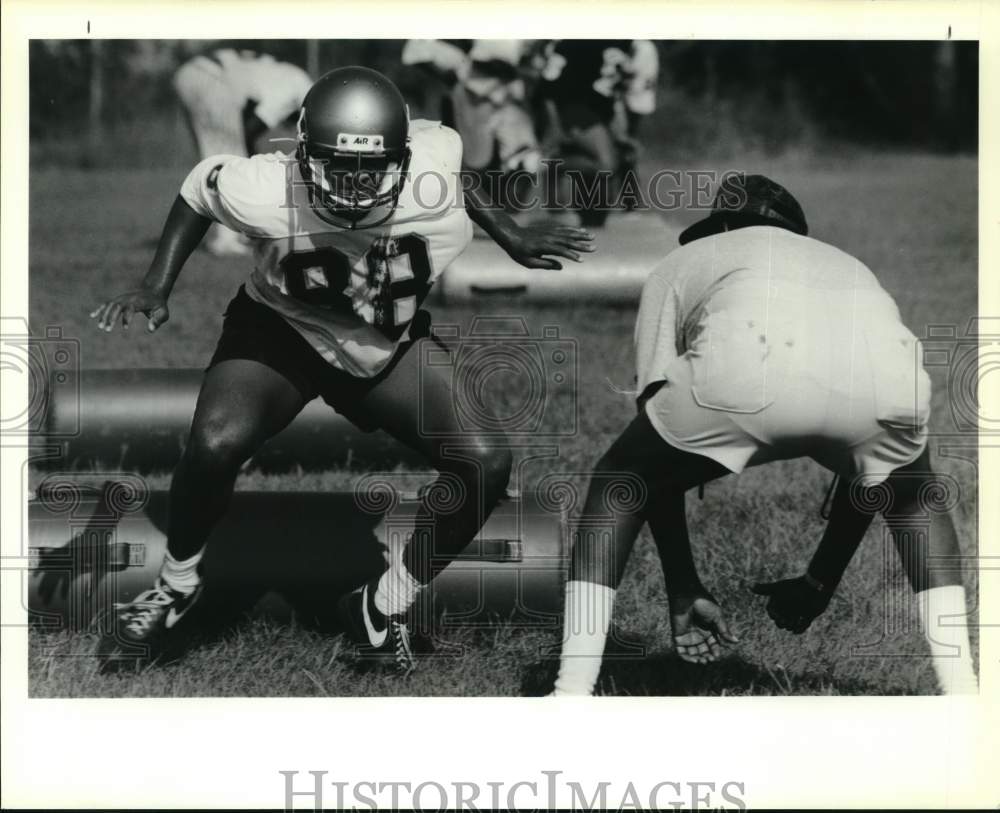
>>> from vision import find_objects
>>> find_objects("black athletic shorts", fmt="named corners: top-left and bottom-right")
top-left (208, 285), bottom-right (433, 432)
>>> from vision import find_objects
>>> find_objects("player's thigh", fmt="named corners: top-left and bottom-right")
top-left (807, 412), bottom-right (928, 487)
top-left (189, 359), bottom-right (308, 456)
top-left (199, 86), bottom-right (245, 155)
top-left (356, 338), bottom-right (505, 465)
top-left (596, 408), bottom-right (730, 494)
top-left (643, 366), bottom-right (763, 479)
top-left (880, 445), bottom-right (938, 507)
top-left (175, 66), bottom-right (234, 144)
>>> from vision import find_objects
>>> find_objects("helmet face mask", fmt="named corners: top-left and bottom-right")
top-left (297, 145), bottom-right (407, 224)
top-left (295, 66), bottom-right (412, 228)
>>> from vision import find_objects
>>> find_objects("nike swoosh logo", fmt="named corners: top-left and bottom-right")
top-left (361, 585), bottom-right (387, 647)
top-left (165, 588), bottom-right (201, 629)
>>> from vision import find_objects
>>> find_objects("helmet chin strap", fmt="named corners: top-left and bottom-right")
top-left (312, 202), bottom-right (385, 230)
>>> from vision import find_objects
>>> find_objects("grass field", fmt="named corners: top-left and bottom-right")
top-left (26, 150), bottom-right (978, 696)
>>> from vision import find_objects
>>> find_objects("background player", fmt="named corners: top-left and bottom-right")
top-left (551, 174), bottom-right (978, 696)
top-left (402, 40), bottom-right (541, 212)
top-left (534, 40), bottom-right (659, 226)
top-left (91, 66), bottom-right (594, 674)
top-left (173, 46), bottom-right (313, 255)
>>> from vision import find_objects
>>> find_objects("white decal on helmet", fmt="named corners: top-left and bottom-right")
top-left (335, 133), bottom-right (385, 153)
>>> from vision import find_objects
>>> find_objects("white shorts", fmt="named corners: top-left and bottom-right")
top-left (174, 57), bottom-right (245, 158)
top-left (644, 355), bottom-right (928, 484)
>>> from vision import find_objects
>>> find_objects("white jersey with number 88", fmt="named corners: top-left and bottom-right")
top-left (180, 119), bottom-right (472, 377)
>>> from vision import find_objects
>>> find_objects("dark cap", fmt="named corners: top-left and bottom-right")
top-left (678, 173), bottom-right (808, 246)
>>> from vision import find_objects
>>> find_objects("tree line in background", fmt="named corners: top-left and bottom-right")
top-left (29, 39), bottom-right (976, 166)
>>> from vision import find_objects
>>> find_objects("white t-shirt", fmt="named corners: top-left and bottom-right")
top-left (209, 49), bottom-right (313, 128)
top-left (635, 226), bottom-right (931, 426)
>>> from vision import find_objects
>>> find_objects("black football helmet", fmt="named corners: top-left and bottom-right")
top-left (296, 66), bottom-right (412, 227)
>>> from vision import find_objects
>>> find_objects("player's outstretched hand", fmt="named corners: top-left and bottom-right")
top-left (499, 222), bottom-right (595, 271)
top-left (90, 288), bottom-right (170, 333)
top-left (751, 576), bottom-right (831, 634)
top-left (669, 591), bottom-right (739, 664)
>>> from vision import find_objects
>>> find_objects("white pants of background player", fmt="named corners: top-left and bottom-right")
top-left (174, 57), bottom-right (250, 256)
top-left (452, 81), bottom-right (540, 174)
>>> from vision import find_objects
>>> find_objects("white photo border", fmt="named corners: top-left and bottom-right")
top-left (2, 1), bottom-right (997, 808)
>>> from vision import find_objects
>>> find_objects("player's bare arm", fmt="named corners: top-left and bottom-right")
top-left (91, 195), bottom-right (211, 332)
top-left (635, 430), bottom-right (739, 664)
top-left (750, 474), bottom-right (859, 633)
top-left (652, 508), bottom-right (740, 663)
top-left (752, 447), bottom-right (960, 635)
top-left (464, 180), bottom-right (595, 270)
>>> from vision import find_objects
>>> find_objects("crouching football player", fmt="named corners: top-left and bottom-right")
top-left (551, 174), bottom-right (977, 696)
top-left (90, 66), bottom-right (594, 674)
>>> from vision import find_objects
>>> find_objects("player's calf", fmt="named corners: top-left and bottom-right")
top-left (338, 442), bottom-right (512, 674)
top-left (402, 440), bottom-right (513, 584)
top-left (882, 453), bottom-right (978, 695)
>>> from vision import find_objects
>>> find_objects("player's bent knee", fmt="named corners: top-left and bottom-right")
top-left (885, 463), bottom-right (938, 514)
top-left (450, 439), bottom-right (513, 503)
top-left (479, 445), bottom-right (514, 501)
top-left (186, 418), bottom-right (260, 472)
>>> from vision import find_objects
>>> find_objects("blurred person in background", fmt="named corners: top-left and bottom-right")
top-left (533, 39), bottom-right (659, 226)
top-left (174, 46), bottom-right (313, 255)
top-left (402, 39), bottom-right (541, 214)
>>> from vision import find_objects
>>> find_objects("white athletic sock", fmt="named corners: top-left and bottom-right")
top-left (159, 549), bottom-right (204, 596)
top-left (552, 580), bottom-right (616, 696)
top-left (917, 585), bottom-right (978, 696)
top-left (373, 561), bottom-right (422, 618)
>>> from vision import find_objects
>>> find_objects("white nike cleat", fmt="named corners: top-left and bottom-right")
top-left (96, 578), bottom-right (203, 673)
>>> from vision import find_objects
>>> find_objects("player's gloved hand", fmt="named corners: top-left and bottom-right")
top-left (751, 575), bottom-right (832, 634)
top-left (669, 590), bottom-right (739, 664)
top-left (90, 287), bottom-right (170, 333)
top-left (497, 222), bottom-right (595, 270)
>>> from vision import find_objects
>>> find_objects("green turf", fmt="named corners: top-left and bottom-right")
top-left (27, 151), bottom-right (978, 696)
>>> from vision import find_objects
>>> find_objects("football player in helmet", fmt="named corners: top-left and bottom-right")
top-left (91, 66), bottom-right (594, 674)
